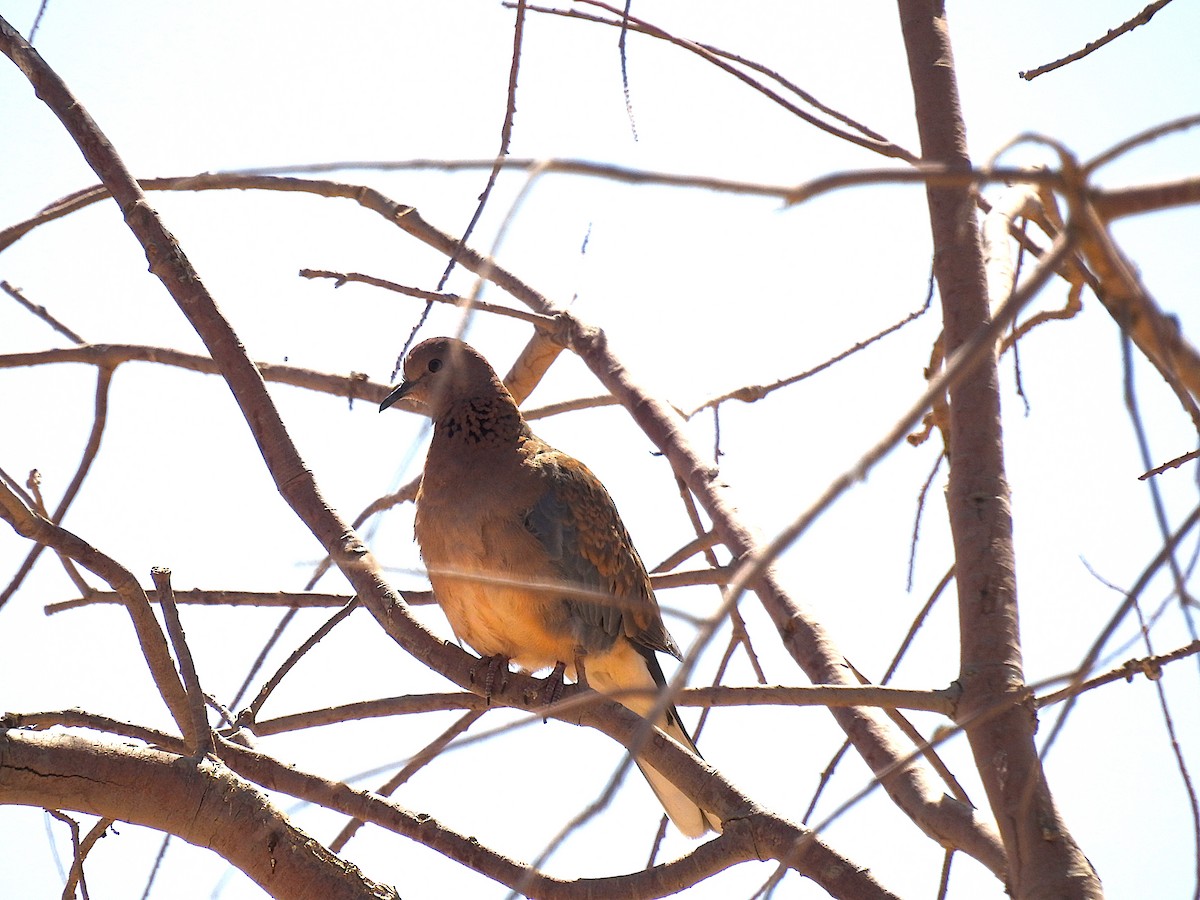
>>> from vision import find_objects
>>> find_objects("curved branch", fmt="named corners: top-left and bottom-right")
top-left (214, 735), bottom-right (900, 899)
top-left (0, 481), bottom-right (191, 733)
top-left (0, 729), bottom-right (397, 900)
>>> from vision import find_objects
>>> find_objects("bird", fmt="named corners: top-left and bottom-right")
top-left (380, 336), bottom-right (720, 838)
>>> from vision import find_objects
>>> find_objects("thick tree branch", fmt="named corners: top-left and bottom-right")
top-left (895, 1), bottom-right (1102, 896)
top-left (0, 729), bottom-right (397, 900)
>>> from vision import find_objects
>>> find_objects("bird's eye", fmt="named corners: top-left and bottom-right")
top-left (427, 358), bottom-right (443, 373)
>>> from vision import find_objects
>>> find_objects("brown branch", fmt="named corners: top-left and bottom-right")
top-left (298, 268), bottom-right (559, 329)
top-left (0, 344), bottom-right (388, 407)
top-left (1140, 447), bottom-right (1200, 481)
top-left (0, 481), bottom-right (192, 734)
top-left (43, 589), bottom-right (430, 615)
top-left (0, 365), bottom-right (112, 609)
top-left (0, 279), bottom-right (86, 342)
top-left (1074, 196), bottom-right (1200, 427)
top-left (152, 567), bottom-right (211, 756)
top-left (1036, 638), bottom-right (1200, 708)
top-left (524, 1), bottom-right (917, 162)
top-left (1086, 113), bottom-right (1200, 174)
top-left (0, 729), bottom-right (398, 900)
top-left (244, 683), bottom-right (954, 742)
top-left (243, 598), bottom-right (360, 723)
top-left (330, 709), bottom-right (487, 853)
top-left (7, 710), bottom-right (189, 753)
top-left (1019, 0), bottom-right (1177, 81)
top-left (215, 734), bottom-right (901, 899)
top-left (45, 809), bottom-right (85, 900)
top-left (64, 815), bottom-right (113, 900)
top-left (786, 164), bottom-right (1063, 206)
top-left (1040, 502), bottom-right (1200, 755)
top-left (250, 694), bottom-right (486, 737)
top-left (897, 2), bottom-right (1100, 895)
top-left (844, 661), bottom-right (972, 805)
top-left (25, 472), bottom-right (94, 598)
top-left (651, 530), bottom-right (721, 574)
top-left (525, 393), bottom-right (619, 420)
top-left (0, 173), bottom-right (555, 313)
top-left (47, 569), bottom-right (722, 616)
top-left (233, 156), bottom-right (795, 198)
top-left (424, 0), bottom-right (527, 306)
top-left (685, 281), bottom-right (933, 418)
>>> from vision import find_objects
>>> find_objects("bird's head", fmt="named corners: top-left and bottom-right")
top-left (379, 337), bottom-right (504, 420)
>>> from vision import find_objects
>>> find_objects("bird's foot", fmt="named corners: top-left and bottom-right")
top-left (537, 660), bottom-right (575, 723)
top-left (470, 653), bottom-right (511, 702)
top-left (541, 661), bottom-right (568, 708)
top-left (573, 648), bottom-right (589, 691)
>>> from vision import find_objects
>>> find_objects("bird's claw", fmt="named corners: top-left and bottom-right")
top-left (471, 653), bottom-right (511, 702)
top-left (541, 661), bottom-right (568, 707)
top-left (538, 660), bottom-right (571, 723)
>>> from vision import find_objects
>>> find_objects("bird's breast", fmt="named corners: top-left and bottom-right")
top-left (415, 463), bottom-right (576, 671)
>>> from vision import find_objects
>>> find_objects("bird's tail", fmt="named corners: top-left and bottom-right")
top-left (588, 644), bottom-right (722, 838)
top-left (632, 713), bottom-right (723, 838)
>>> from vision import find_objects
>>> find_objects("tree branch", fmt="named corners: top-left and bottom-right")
top-left (0, 729), bottom-right (397, 900)
top-left (895, 1), bottom-right (1101, 895)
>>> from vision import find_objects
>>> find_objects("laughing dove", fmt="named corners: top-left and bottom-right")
top-left (380, 337), bottom-right (720, 837)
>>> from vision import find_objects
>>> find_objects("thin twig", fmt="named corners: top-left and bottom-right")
top-left (1019, 0), bottom-right (1177, 81)
top-left (330, 710), bottom-right (486, 851)
top-left (1, 280), bottom-right (86, 342)
top-left (685, 284), bottom-right (934, 418)
top-left (1040, 503), bottom-right (1200, 756)
top-left (1036, 639), bottom-right (1200, 708)
top-left (906, 452), bottom-right (945, 592)
top-left (0, 365), bottom-right (112, 609)
top-left (428, 0), bottom-right (528, 300)
top-left (26, 470), bottom-right (94, 598)
top-left (242, 597), bottom-right (360, 724)
top-left (152, 567), bottom-right (211, 755)
top-left (231, 156), bottom-right (794, 198)
top-left (62, 816), bottom-right (113, 900)
top-left (524, 1), bottom-right (916, 162)
top-left (299, 268), bottom-right (560, 330)
top-left (1140, 448), bottom-right (1200, 481)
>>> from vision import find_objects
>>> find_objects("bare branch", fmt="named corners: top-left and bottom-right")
top-left (897, 3), bottom-right (1099, 893)
top-left (0, 730), bottom-right (398, 900)
top-left (524, 0), bottom-right (917, 162)
top-left (1019, 0), bottom-right (1177, 81)
top-left (0, 365), bottom-right (112, 609)
top-left (0, 481), bottom-right (191, 733)
top-left (299, 268), bottom-right (560, 330)
top-left (152, 568), bottom-right (211, 756)
top-left (63, 816), bottom-right (113, 900)
top-left (1036, 639), bottom-right (1200, 708)
top-left (329, 710), bottom-right (486, 852)
top-left (1140, 448), bottom-right (1200, 481)
top-left (215, 734), bottom-right (902, 899)
top-left (685, 282), bottom-right (933, 418)
top-left (242, 598), bottom-right (360, 724)
top-left (0, 280), bottom-right (85, 342)
top-left (232, 156), bottom-right (795, 198)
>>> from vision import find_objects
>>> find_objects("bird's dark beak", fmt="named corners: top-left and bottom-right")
top-left (379, 379), bottom-right (415, 412)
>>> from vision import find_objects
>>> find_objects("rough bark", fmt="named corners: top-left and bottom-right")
top-left (0, 729), bottom-right (396, 900)
top-left (894, 2), bottom-right (1103, 896)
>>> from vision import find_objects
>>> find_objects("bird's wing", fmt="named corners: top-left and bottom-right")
top-left (521, 441), bottom-right (681, 660)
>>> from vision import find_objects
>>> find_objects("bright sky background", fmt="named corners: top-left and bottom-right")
top-left (2, 2), bottom-right (1199, 898)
